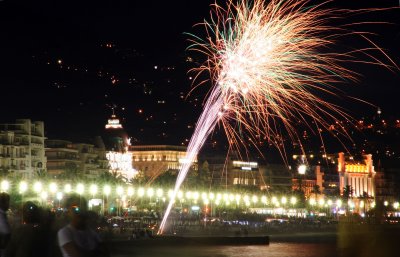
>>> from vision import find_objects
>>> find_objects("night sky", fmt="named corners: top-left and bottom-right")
top-left (1, 0), bottom-right (399, 152)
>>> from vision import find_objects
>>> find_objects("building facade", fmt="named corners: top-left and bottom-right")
top-left (46, 140), bottom-right (109, 179)
top-left (130, 145), bottom-right (197, 179)
top-left (260, 164), bottom-right (292, 193)
top-left (200, 153), bottom-right (261, 189)
top-left (338, 152), bottom-right (376, 197)
top-left (73, 143), bottom-right (109, 179)
top-left (46, 140), bottom-right (80, 178)
top-left (0, 119), bottom-right (47, 178)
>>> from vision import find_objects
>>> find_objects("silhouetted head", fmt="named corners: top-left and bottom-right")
top-left (64, 194), bottom-right (88, 229)
top-left (22, 201), bottom-right (41, 224)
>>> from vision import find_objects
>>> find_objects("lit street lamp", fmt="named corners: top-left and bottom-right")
top-left (298, 164), bottom-right (306, 175)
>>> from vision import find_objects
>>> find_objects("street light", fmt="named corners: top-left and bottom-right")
top-left (64, 184), bottom-right (72, 194)
top-left (0, 180), bottom-right (9, 192)
top-left (127, 187), bottom-right (134, 197)
top-left (19, 181), bottom-right (28, 194)
top-left (90, 185), bottom-right (98, 198)
top-left (56, 192), bottom-right (63, 209)
top-left (76, 184), bottom-right (84, 195)
top-left (252, 195), bottom-right (258, 205)
top-left (156, 188), bottom-right (163, 198)
top-left (147, 188), bottom-right (154, 198)
top-left (290, 196), bottom-right (297, 206)
top-left (261, 196), bottom-right (268, 205)
top-left (103, 185), bottom-right (111, 216)
top-left (298, 164), bottom-right (306, 175)
top-left (41, 191), bottom-right (48, 201)
top-left (33, 182), bottom-right (42, 194)
top-left (49, 182), bottom-right (58, 194)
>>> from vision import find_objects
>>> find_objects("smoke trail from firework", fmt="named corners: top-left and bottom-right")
top-left (158, 0), bottom-right (396, 234)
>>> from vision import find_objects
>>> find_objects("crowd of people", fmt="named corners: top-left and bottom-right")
top-left (0, 192), bottom-right (109, 257)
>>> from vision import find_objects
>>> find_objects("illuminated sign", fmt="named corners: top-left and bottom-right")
top-left (233, 161), bottom-right (258, 167)
top-left (105, 115), bottom-right (123, 129)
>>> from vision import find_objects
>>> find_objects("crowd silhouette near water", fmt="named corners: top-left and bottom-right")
top-left (0, 193), bottom-right (109, 257)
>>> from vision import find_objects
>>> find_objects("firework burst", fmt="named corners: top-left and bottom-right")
top-left (158, 0), bottom-right (397, 234)
top-left (189, 0), bottom-right (397, 156)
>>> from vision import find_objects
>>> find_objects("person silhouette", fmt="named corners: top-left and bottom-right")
top-left (0, 193), bottom-right (10, 257)
top-left (57, 194), bottom-right (109, 257)
top-left (5, 201), bottom-right (49, 257)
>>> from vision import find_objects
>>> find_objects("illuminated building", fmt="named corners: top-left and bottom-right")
top-left (106, 151), bottom-right (137, 180)
top-left (338, 152), bottom-right (375, 197)
top-left (46, 140), bottom-right (109, 179)
top-left (0, 119), bottom-right (47, 178)
top-left (73, 143), bottom-right (109, 178)
top-left (291, 166), bottom-right (324, 199)
top-left (231, 160), bottom-right (259, 186)
top-left (130, 145), bottom-right (197, 178)
top-left (103, 113), bottom-right (137, 180)
top-left (200, 153), bottom-right (260, 189)
top-left (103, 113), bottom-right (129, 152)
top-left (46, 140), bottom-right (80, 177)
top-left (105, 114), bottom-right (123, 129)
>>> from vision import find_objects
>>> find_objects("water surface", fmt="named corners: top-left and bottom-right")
top-left (111, 242), bottom-right (338, 257)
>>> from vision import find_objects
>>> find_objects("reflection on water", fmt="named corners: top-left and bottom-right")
top-left (111, 243), bottom-right (338, 257)
top-left (111, 224), bottom-right (400, 257)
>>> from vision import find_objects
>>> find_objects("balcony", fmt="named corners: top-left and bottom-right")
top-left (31, 155), bottom-right (43, 160)
top-left (31, 143), bottom-right (44, 148)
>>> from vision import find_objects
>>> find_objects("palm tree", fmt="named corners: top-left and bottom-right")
top-left (59, 162), bottom-right (82, 181)
top-left (152, 170), bottom-right (177, 188)
top-left (342, 185), bottom-right (353, 200)
top-left (99, 170), bottom-right (126, 184)
top-left (360, 191), bottom-right (370, 215)
top-left (35, 169), bottom-right (48, 180)
top-left (129, 170), bottom-right (148, 186)
top-left (312, 185), bottom-right (321, 195)
top-left (342, 185), bottom-right (353, 212)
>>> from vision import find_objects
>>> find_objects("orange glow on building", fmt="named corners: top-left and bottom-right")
top-left (338, 153), bottom-right (375, 197)
top-left (345, 164), bottom-right (368, 173)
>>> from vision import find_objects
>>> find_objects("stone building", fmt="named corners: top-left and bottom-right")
top-left (130, 145), bottom-right (197, 179)
top-left (338, 152), bottom-right (376, 197)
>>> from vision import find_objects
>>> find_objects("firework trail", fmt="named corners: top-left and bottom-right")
top-left (158, 0), bottom-right (396, 234)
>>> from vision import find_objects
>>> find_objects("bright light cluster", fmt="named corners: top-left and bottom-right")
top-left (106, 151), bottom-right (138, 180)
top-left (1, 179), bottom-right (398, 210)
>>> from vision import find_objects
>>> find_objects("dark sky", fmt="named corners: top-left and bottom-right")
top-left (0, 0), bottom-right (399, 149)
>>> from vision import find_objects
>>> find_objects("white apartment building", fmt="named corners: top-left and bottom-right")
top-left (0, 119), bottom-right (47, 178)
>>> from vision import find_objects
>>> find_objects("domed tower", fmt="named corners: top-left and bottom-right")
top-left (103, 113), bottom-right (129, 152)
